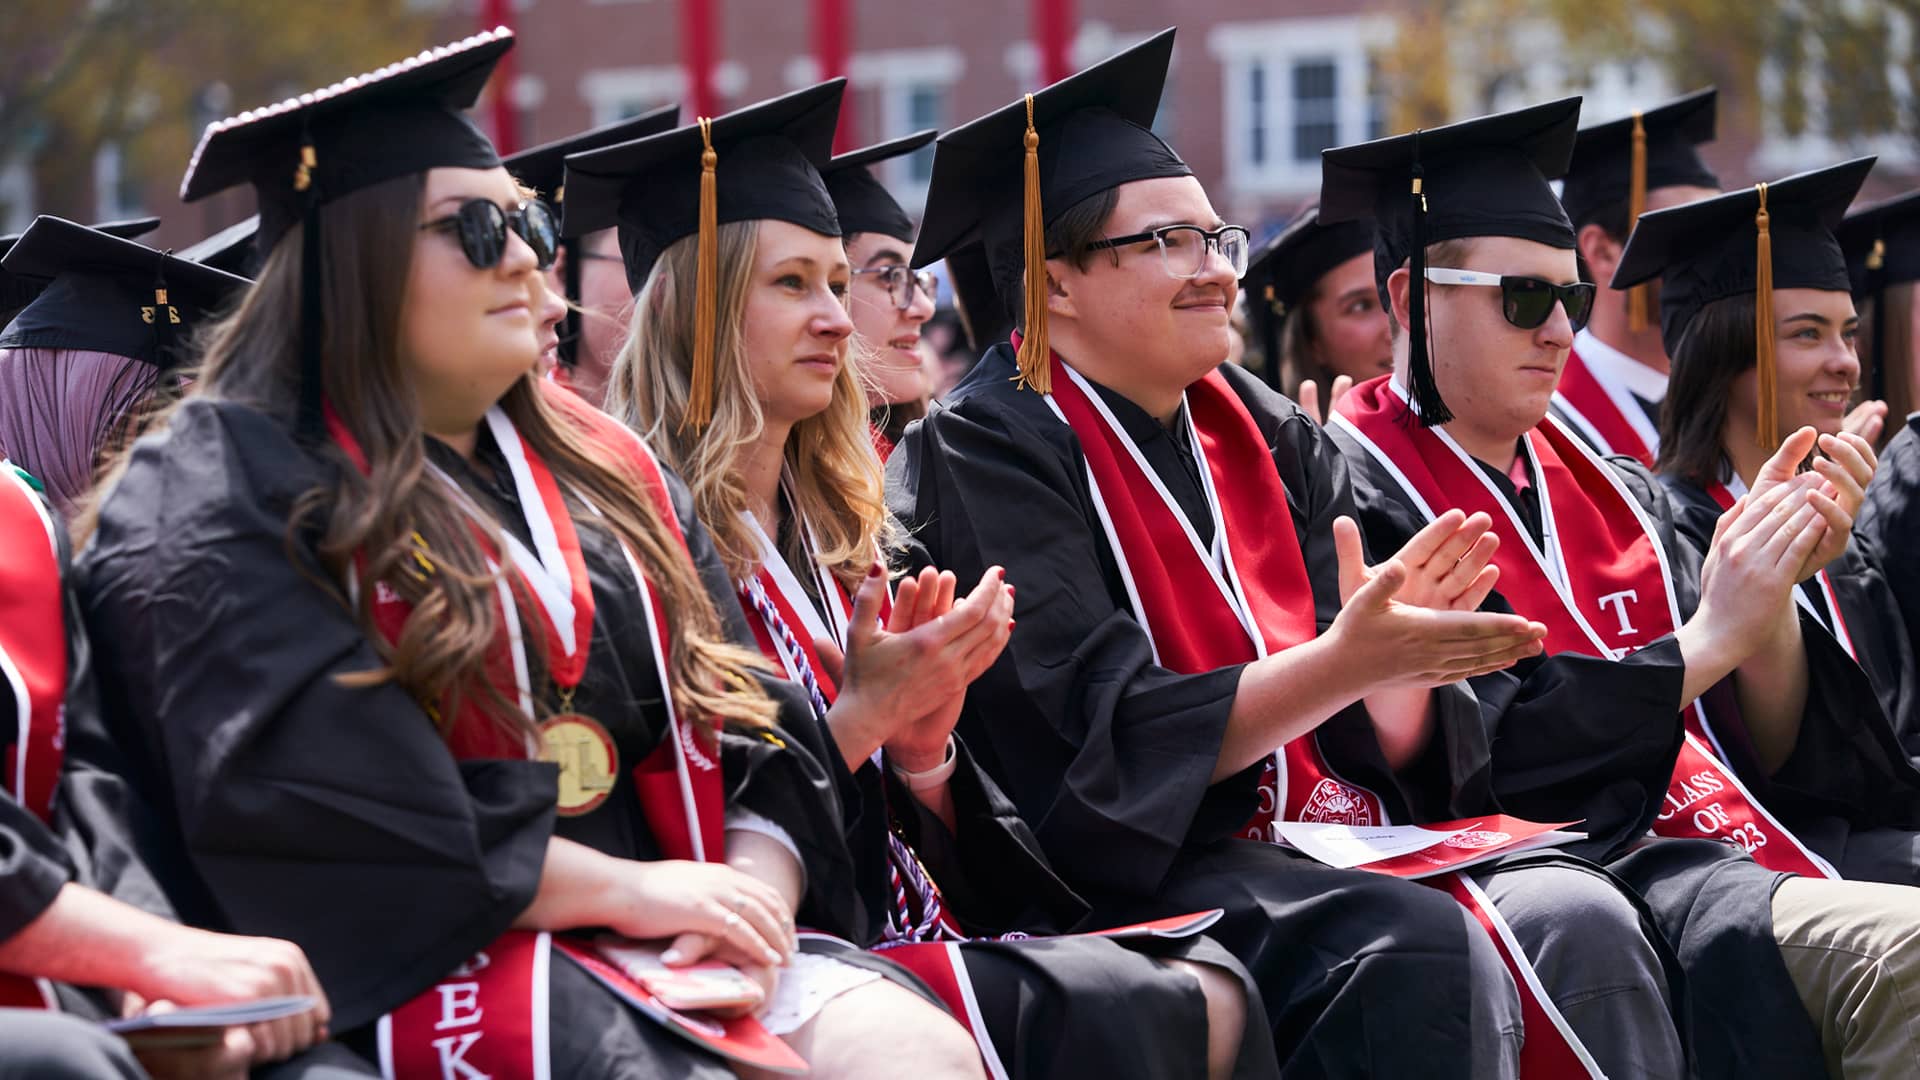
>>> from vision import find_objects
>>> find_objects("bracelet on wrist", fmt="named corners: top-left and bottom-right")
top-left (889, 737), bottom-right (957, 791)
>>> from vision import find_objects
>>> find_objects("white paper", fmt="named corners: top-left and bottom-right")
top-left (1269, 821), bottom-right (1475, 868)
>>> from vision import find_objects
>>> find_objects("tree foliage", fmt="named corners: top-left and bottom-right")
top-left (1, 0), bottom-right (434, 224)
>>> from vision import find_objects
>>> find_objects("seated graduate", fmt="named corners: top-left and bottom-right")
top-left (819, 132), bottom-right (942, 461)
top-left (1549, 88), bottom-right (1726, 467)
top-left (885, 29), bottom-right (1593, 1079)
top-left (0, 451), bottom-right (341, 1080)
top-left (570, 90), bottom-right (1276, 1078)
top-left (0, 217), bottom-right (247, 517)
top-left (500, 103), bottom-right (679, 398)
top-left (1846, 191), bottom-right (1920, 749)
top-left (1239, 206), bottom-right (1388, 424)
top-left (71, 31), bottom-right (981, 1080)
top-left (905, 40), bottom-right (1701, 1077)
top-left (1840, 191), bottom-right (1920, 442)
top-left (1321, 102), bottom-right (1920, 1077)
top-left (1638, 159), bottom-right (1920, 880)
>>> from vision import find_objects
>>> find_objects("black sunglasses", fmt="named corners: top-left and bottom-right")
top-left (419, 198), bottom-right (559, 271)
top-left (1423, 268), bottom-right (1596, 332)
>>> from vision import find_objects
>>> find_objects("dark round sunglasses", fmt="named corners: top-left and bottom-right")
top-left (1424, 268), bottom-right (1596, 332)
top-left (419, 198), bottom-right (559, 271)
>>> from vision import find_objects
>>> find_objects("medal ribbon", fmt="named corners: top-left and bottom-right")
top-left (1335, 375), bottom-right (1837, 879)
top-left (326, 381), bottom-right (723, 858)
top-left (1043, 355), bottom-right (1598, 1077)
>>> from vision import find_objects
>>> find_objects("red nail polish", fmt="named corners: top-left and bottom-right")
top-left (869, 563), bottom-right (883, 578)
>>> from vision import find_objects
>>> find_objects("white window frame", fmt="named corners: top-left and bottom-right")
top-left (578, 62), bottom-right (747, 126)
top-left (1207, 15), bottom-right (1395, 198)
top-left (786, 48), bottom-right (964, 212)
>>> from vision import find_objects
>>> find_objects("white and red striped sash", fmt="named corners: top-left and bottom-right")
top-left (344, 385), bottom-right (727, 1078)
top-left (1042, 356), bottom-right (1601, 1077)
top-left (1552, 346), bottom-right (1658, 468)
top-left (1334, 376), bottom-right (1837, 881)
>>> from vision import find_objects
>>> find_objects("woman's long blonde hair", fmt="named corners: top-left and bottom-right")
top-left (609, 221), bottom-right (890, 593)
top-left (82, 171), bottom-right (774, 738)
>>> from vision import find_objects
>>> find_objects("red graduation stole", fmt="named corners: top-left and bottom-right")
top-left (1043, 355), bottom-right (1601, 1078)
top-left (1703, 478), bottom-right (1858, 662)
top-left (341, 383), bottom-right (726, 1078)
top-left (0, 468), bottom-right (65, 1012)
top-left (1335, 376), bottom-right (1837, 880)
top-left (1552, 346), bottom-right (1656, 468)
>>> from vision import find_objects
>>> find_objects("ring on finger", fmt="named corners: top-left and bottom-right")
top-left (728, 893), bottom-right (747, 912)
top-left (723, 911), bottom-right (743, 930)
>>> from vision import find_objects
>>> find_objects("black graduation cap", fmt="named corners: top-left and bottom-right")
top-left (1612, 156), bottom-right (1874, 448)
top-left (1321, 96), bottom-right (1583, 424)
top-left (178, 28), bottom-right (513, 439)
top-left (1240, 205), bottom-right (1375, 389)
top-left (504, 103), bottom-right (679, 211)
top-left (0, 215), bottom-right (250, 369)
top-left (1561, 88), bottom-right (1720, 333)
top-left (942, 242), bottom-right (1009, 353)
top-left (176, 215), bottom-right (261, 279)
top-left (910, 29), bottom-right (1190, 393)
top-left (562, 80), bottom-right (845, 429)
top-left (501, 104), bottom-right (679, 370)
top-left (1, 216), bottom-right (160, 328)
top-left (821, 129), bottom-right (936, 242)
top-left (1838, 189), bottom-right (1920, 398)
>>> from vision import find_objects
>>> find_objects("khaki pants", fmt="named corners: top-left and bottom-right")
top-left (1774, 877), bottom-right (1920, 1078)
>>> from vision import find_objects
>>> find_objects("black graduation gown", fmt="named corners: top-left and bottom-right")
top-left (1660, 474), bottom-right (1920, 883)
top-left (889, 346), bottom-right (1516, 1079)
top-left (69, 396), bottom-right (860, 1075)
top-left (725, 517), bottom-right (1277, 1080)
top-left (1855, 417), bottom-right (1920, 751)
top-left (1329, 432), bottom-right (1826, 1077)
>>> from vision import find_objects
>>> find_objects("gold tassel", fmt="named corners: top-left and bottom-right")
top-left (1625, 112), bottom-right (1651, 333)
top-left (683, 117), bottom-right (719, 433)
top-left (1754, 182), bottom-right (1778, 451)
top-left (1012, 94), bottom-right (1052, 394)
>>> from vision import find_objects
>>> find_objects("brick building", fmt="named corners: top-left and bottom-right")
top-left (15, 1), bottom-right (1918, 250)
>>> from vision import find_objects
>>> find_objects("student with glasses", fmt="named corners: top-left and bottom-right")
top-left (72, 34), bottom-right (979, 1079)
top-left (882, 30), bottom-right (1732, 1077)
top-left (1324, 102), bottom-right (1920, 1077)
top-left (822, 132), bottom-right (943, 461)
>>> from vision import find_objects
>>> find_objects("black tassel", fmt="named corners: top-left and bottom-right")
top-left (558, 235), bottom-right (582, 370)
top-left (1868, 239), bottom-right (1888, 403)
top-left (1405, 131), bottom-right (1452, 426)
top-left (295, 132), bottom-right (324, 443)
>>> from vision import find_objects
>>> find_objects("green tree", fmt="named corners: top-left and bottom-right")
top-left (1, 0), bottom-right (434, 225)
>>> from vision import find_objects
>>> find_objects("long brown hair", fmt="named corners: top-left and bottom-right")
top-left (84, 171), bottom-right (773, 738)
top-left (611, 222), bottom-right (889, 593)
top-left (1657, 292), bottom-right (1753, 488)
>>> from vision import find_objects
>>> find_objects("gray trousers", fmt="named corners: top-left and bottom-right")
top-left (1472, 859), bottom-right (1687, 1079)
top-left (0, 1010), bottom-right (143, 1080)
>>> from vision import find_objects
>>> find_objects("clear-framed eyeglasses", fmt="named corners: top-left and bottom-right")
top-left (1082, 224), bottom-right (1252, 280)
top-left (851, 264), bottom-right (940, 310)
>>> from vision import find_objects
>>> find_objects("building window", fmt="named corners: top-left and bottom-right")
top-left (1209, 15), bottom-right (1395, 196)
top-left (903, 82), bottom-right (943, 184)
top-left (1290, 59), bottom-right (1339, 163)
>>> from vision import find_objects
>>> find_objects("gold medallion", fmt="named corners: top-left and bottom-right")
top-left (540, 714), bottom-right (618, 816)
